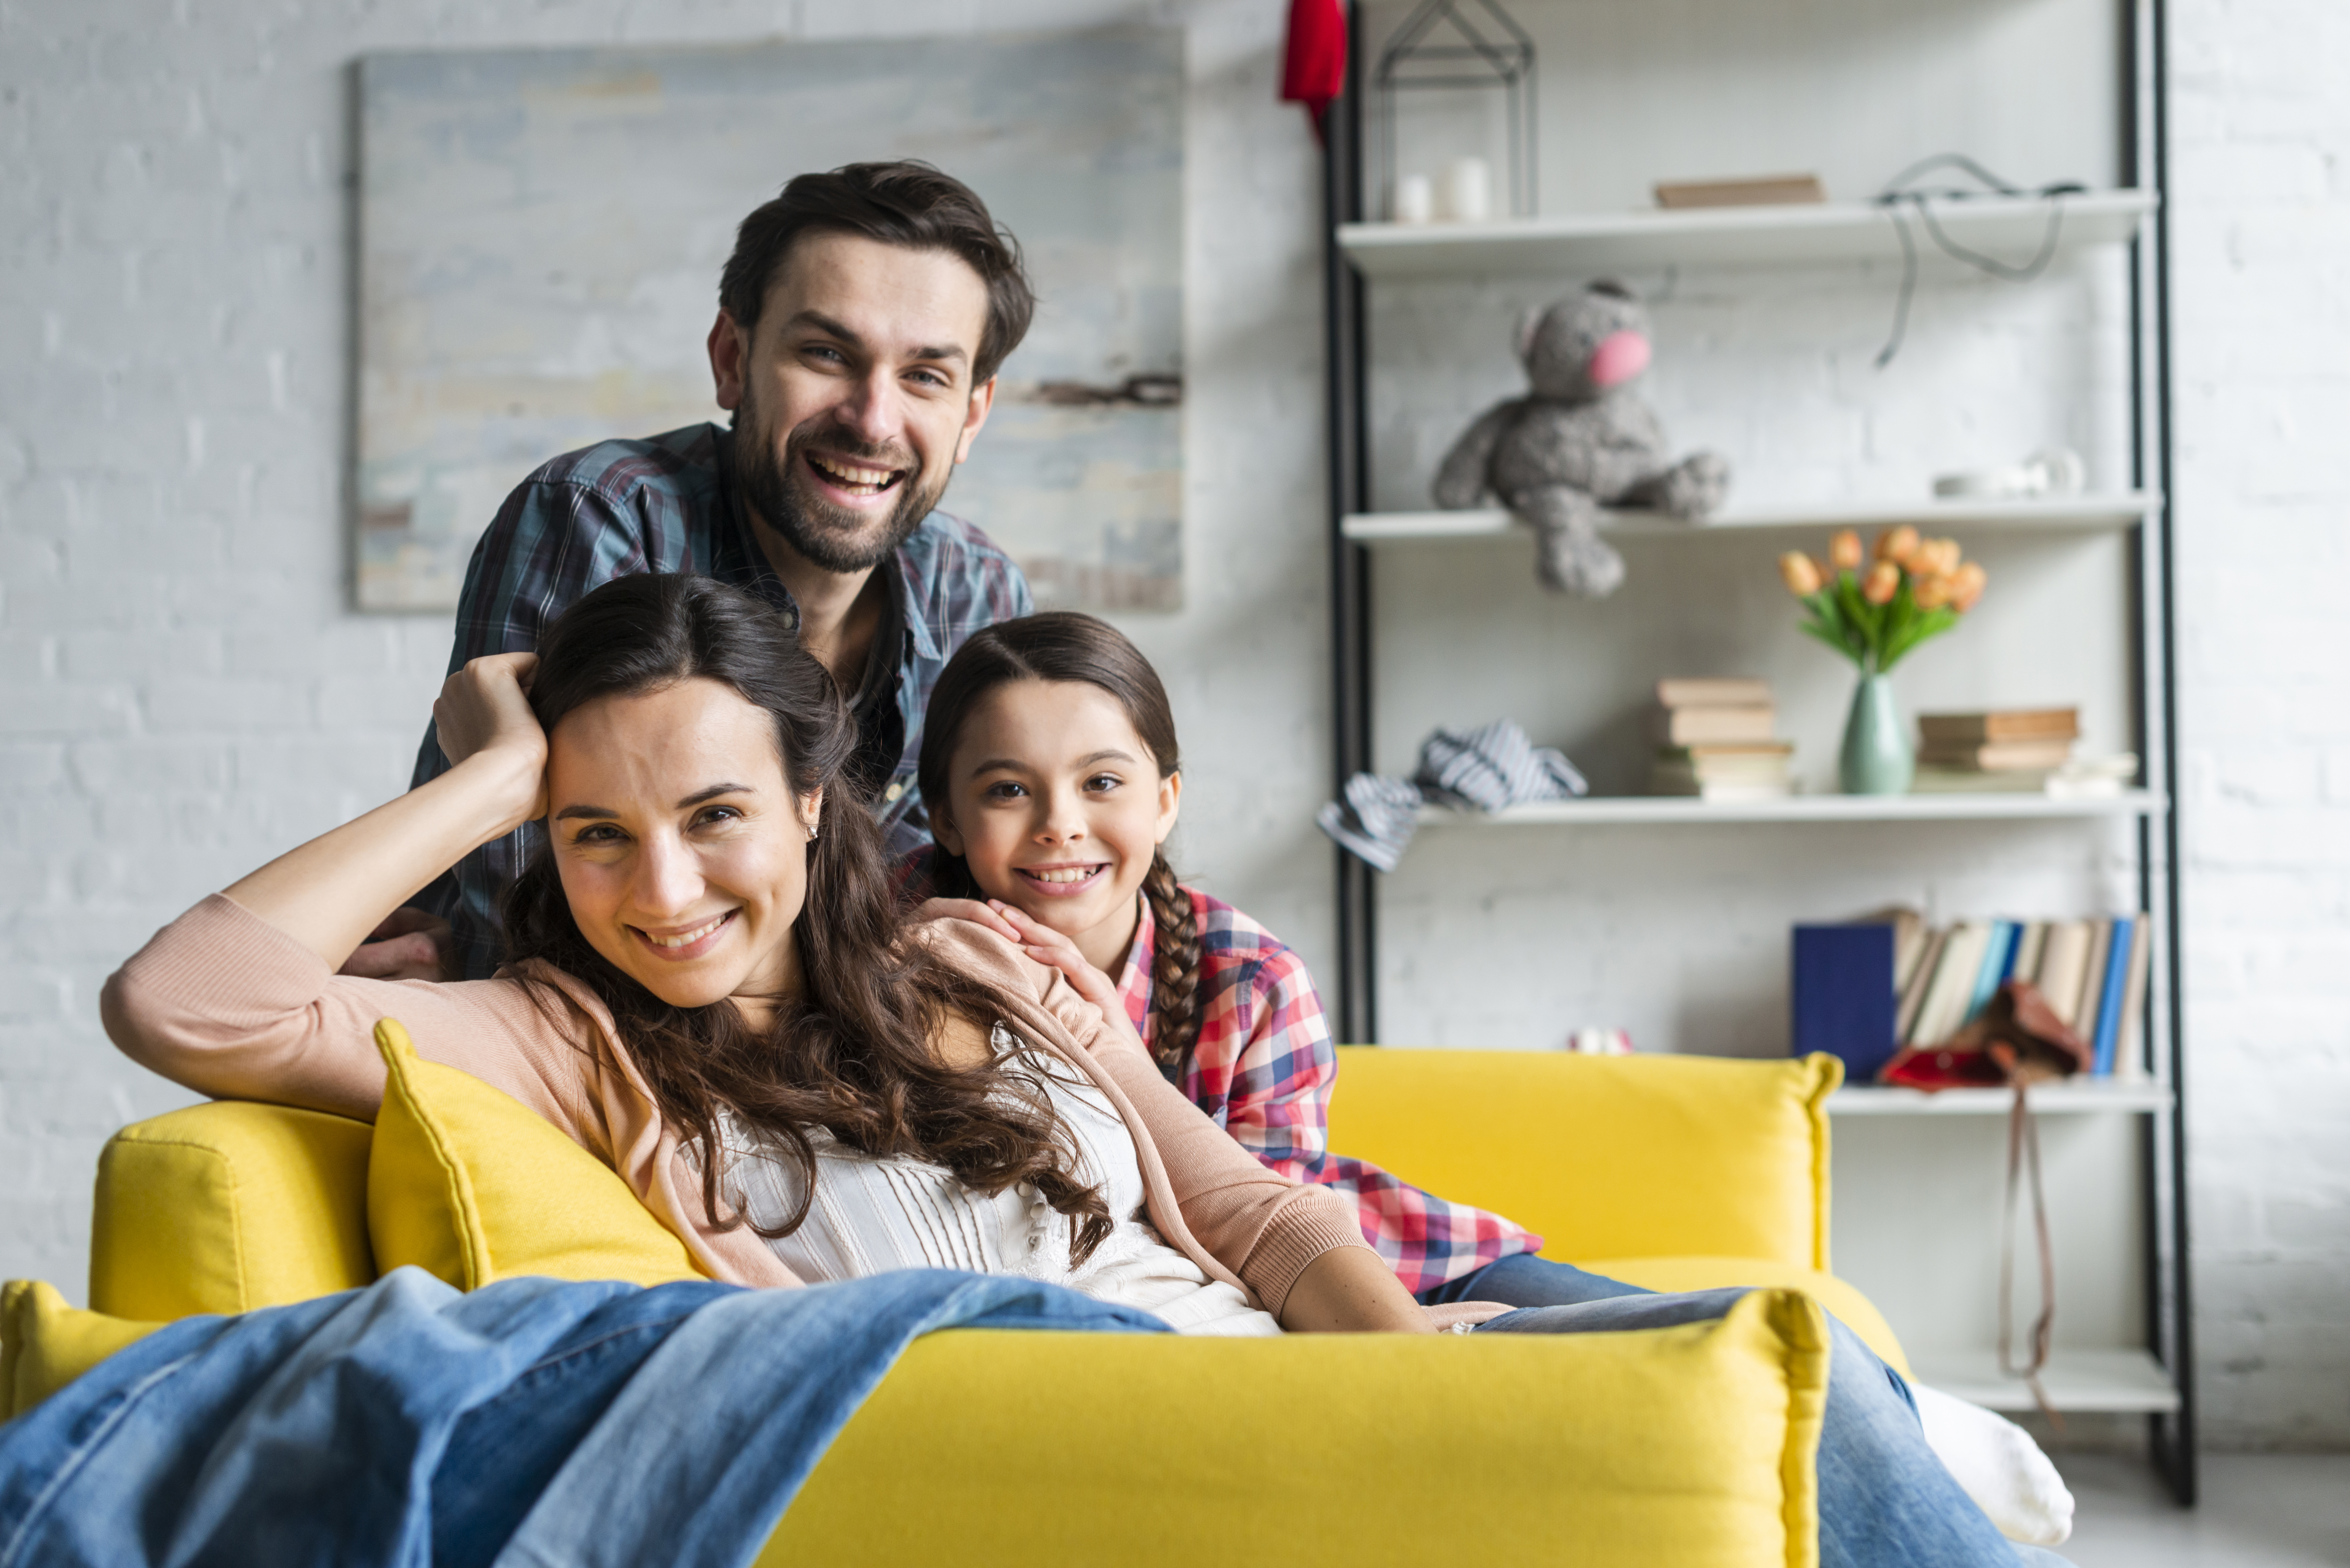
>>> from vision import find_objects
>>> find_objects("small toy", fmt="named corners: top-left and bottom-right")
top-left (1432, 280), bottom-right (1730, 596)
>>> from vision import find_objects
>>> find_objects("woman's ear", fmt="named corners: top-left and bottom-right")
top-left (1153, 769), bottom-right (1183, 846)
top-left (800, 787), bottom-right (824, 841)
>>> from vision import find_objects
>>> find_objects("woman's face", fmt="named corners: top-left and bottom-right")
top-left (933, 679), bottom-right (1180, 971)
top-left (546, 677), bottom-right (822, 1018)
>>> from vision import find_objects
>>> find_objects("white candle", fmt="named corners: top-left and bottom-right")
top-left (1391, 173), bottom-right (1434, 225)
top-left (1440, 156), bottom-right (1492, 223)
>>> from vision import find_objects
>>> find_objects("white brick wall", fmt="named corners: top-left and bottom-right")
top-left (2170, 0), bottom-right (2350, 1451)
top-left (0, 0), bottom-right (1335, 1302)
top-left (1, 0), bottom-right (2343, 1449)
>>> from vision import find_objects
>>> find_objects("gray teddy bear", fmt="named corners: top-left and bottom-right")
top-left (1432, 280), bottom-right (1730, 596)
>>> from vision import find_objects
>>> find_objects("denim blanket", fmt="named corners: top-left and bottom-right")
top-left (0, 1266), bottom-right (1165, 1568)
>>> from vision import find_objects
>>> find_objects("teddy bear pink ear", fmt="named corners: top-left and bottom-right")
top-left (1514, 306), bottom-right (1545, 362)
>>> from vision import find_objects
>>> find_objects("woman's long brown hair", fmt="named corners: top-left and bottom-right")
top-left (503, 574), bottom-right (1112, 1265)
top-left (915, 612), bottom-right (1203, 1076)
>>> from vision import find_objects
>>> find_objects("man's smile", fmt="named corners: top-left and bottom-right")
top-left (804, 449), bottom-right (907, 500)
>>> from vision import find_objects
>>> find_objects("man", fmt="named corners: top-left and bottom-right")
top-left (359, 161), bottom-right (1035, 981)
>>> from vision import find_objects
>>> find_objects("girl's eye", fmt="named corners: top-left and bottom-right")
top-left (982, 780), bottom-right (1028, 801)
top-left (1084, 773), bottom-right (1123, 794)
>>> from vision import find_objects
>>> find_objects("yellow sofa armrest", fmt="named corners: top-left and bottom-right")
top-left (1327, 1050), bottom-right (1840, 1270)
top-left (767, 1288), bottom-right (1830, 1568)
top-left (0, 1280), bottom-right (165, 1420)
top-left (92, 1103), bottom-right (377, 1319)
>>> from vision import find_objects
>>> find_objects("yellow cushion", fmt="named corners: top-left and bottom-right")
top-left (90, 1101), bottom-right (376, 1319)
top-left (1329, 1049), bottom-right (1840, 1270)
top-left (367, 1017), bottom-right (707, 1290)
top-left (0, 1280), bottom-right (163, 1419)
top-left (766, 1287), bottom-right (1829, 1568)
top-left (1574, 1256), bottom-right (1910, 1377)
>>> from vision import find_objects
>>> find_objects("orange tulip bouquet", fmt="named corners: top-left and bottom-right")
top-left (1778, 527), bottom-right (1987, 793)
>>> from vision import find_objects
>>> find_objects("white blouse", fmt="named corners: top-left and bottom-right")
top-left (713, 1030), bottom-right (1282, 1337)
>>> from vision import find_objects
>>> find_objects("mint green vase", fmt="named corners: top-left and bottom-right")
top-left (1839, 673), bottom-right (1914, 795)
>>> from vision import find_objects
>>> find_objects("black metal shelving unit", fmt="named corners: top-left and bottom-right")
top-left (1315, 0), bottom-right (2193, 1504)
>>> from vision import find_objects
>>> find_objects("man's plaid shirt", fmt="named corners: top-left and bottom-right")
top-left (1116, 887), bottom-right (1543, 1294)
top-left (411, 422), bottom-right (1031, 980)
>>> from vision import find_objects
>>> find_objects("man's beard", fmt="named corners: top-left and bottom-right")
top-left (731, 383), bottom-right (949, 575)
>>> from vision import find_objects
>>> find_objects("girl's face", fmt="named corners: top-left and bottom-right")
top-left (546, 677), bottom-right (823, 1022)
top-left (933, 679), bottom-right (1180, 970)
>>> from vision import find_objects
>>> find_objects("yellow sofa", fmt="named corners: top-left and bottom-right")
top-left (10, 1050), bottom-right (1902, 1567)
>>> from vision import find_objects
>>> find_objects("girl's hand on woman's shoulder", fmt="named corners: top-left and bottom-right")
top-left (911, 897), bottom-right (1023, 944)
top-left (433, 652), bottom-right (549, 828)
top-left (984, 902), bottom-right (1124, 1013)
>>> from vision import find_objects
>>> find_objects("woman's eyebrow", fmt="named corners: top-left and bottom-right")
top-left (678, 783), bottom-right (755, 808)
top-left (553, 784), bottom-right (754, 822)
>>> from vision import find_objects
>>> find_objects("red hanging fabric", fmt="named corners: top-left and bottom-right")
top-left (1281, 0), bottom-right (1348, 132)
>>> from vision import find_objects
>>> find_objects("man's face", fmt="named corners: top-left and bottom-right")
top-left (711, 231), bottom-right (997, 575)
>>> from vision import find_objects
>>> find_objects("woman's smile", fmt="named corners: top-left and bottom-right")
top-left (631, 908), bottom-right (741, 959)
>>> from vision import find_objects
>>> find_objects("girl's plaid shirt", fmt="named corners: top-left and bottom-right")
top-left (1115, 888), bottom-right (1543, 1295)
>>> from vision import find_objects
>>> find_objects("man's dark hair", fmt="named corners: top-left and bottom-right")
top-left (718, 161), bottom-right (1036, 385)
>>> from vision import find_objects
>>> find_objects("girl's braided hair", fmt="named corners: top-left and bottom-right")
top-left (915, 613), bottom-right (1203, 1073)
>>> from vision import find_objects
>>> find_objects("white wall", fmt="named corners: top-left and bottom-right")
top-left (0, 0), bottom-right (1335, 1297)
top-left (2169, 0), bottom-right (2350, 1450)
top-left (1, 0), bottom-right (2344, 1448)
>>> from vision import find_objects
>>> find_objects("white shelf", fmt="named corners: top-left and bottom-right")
top-left (1830, 1082), bottom-right (2172, 1117)
top-left (1343, 493), bottom-right (2161, 545)
top-left (1338, 190), bottom-right (2157, 280)
top-left (1413, 792), bottom-right (2164, 827)
top-left (1911, 1349), bottom-right (2181, 1415)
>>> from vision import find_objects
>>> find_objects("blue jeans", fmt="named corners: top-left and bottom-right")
top-left (0, 1266), bottom-right (1167, 1568)
top-left (1426, 1256), bottom-right (2068, 1568)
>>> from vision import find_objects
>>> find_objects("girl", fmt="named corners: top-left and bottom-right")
top-left (912, 612), bottom-right (2071, 1562)
top-left (105, 576), bottom-right (2049, 1565)
top-left (907, 612), bottom-right (1552, 1306)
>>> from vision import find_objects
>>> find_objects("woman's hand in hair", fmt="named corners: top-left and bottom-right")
top-left (432, 652), bottom-right (549, 825)
top-left (223, 652), bottom-right (553, 973)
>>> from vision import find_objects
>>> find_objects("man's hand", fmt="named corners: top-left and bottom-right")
top-left (338, 907), bottom-right (454, 983)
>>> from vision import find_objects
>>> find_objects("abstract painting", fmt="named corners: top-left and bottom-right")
top-left (356, 27), bottom-right (1184, 611)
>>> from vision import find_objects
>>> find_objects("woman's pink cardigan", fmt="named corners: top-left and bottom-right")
top-left (100, 894), bottom-right (1417, 1321)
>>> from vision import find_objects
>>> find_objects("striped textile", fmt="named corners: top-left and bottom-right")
top-left (1118, 887), bottom-right (1543, 1293)
top-left (408, 422), bottom-right (1030, 980)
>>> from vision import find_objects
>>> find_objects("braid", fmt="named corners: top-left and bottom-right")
top-left (1141, 852), bottom-right (1202, 1072)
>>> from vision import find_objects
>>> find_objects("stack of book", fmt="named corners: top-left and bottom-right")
top-left (1913, 708), bottom-right (2134, 797)
top-left (1894, 912), bottom-right (2154, 1078)
top-left (1650, 678), bottom-right (1794, 801)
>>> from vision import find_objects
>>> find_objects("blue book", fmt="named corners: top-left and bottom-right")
top-left (1792, 924), bottom-right (1899, 1082)
top-left (1964, 920), bottom-right (2017, 1025)
top-left (2091, 916), bottom-right (2135, 1076)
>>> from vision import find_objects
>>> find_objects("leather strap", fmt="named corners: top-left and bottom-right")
top-left (1997, 1081), bottom-right (2063, 1428)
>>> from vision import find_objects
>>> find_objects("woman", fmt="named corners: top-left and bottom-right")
top-left (104, 574), bottom-right (1409, 1335)
top-left (103, 575), bottom-right (2057, 1565)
